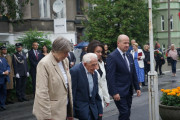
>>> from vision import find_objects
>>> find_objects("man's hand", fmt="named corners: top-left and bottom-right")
top-left (113, 94), bottom-right (120, 101)
top-left (27, 72), bottom-right (30, 77)
top-left (136, 90), bottom-right (141, 97)
top-left (67, 117), bottom-right (73, 120)
top-left (147, 61), bottom-right (150, 64)
top-left (161, 57), bottom-right (164, 59)
top-left (16, 73), bottom-right (20, 78)
top-left (98, 114), bottom-right (103, 120)
top-left (105, 103), bottom-right (109, 107)
top-left (4, 70), bottom-right (9, 75)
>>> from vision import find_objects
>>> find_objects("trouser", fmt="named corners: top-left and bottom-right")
top-left (114, 95), bottom-right (132, 120)
top-left (155, 62), bottom-right (162, 74)
top-left (30, 71), bottom-right (36, 95)
top-left (16, 76), bottom-right (27, 100)
top-left (171, 60), bottom-right (177, 73)
top-left (79, 110), bottom-right (96, 120)
top-left (0, 82), bottom-right (7, 107)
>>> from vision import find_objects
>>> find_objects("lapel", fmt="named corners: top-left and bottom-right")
top-left (50, 52), bottom-right (68, 91)
top-left (115, 49), bottom-right (130, 73)
top-left (79, 63), bottom-right (90, 96)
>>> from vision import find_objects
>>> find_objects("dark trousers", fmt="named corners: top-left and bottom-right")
top-left (114, 95), bottom-right (132, 120)
top-left (16, 76), bottom-right (27, 100)
top-left (155, 62), bottom-right (162, 74)
top-left (0, 82), bottom-right (7, 107)
top-left (30, 70), bottom-right (36, 95)
top-left (171, 60), bottom-right (177, 73)
top-left (79, 110), bottom-right (96, 120)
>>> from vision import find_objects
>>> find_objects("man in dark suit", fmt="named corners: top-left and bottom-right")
top-left (28, 42), bottom-right (43, 94)
top-left (0, 55), bottom-right (10, 111)
top-left (70, 53), bottom-right (103, 120)
top-left (12, 43), bottom-right (29, 102)
top-left (67, 51), bottom-right (76, 68)
top-left (106, 34), bottom-right (141, 120)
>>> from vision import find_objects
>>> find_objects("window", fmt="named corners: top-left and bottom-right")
top-left (39, 0), bottom-right (50, 18)
top-left (170, 15), bottom-right (173, 30)
top-left (76, 0), bottom-right (83, 15)
top-left (161, 15), bottom-right (165, 31)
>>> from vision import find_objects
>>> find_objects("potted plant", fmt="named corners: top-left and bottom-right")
top-left (159, 87), bottom-right (180, 120)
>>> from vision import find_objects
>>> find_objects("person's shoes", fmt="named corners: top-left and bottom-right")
top-left (0, 106), bottom-right (6, 111)
top-left (18, 99), bottom-right (23, 102)
top-left (22, 98), bottom-right (29, 101)
top-left (142, 84), bottom-right (148, 86)
top-left (160, 73), bottom-right (165, 75)
top-left (5, 100), bottom-right (14, 105)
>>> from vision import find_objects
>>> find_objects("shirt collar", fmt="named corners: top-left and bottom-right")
top-left (117, 47), bottom-right (126, 56)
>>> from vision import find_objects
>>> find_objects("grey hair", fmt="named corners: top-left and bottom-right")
top-left (82, 53), bottom-right (98, 63)
top-left (52, 37), bottom-right (72, 52)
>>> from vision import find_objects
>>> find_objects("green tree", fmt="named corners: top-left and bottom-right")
top-left (17, 29), bottom-right (52, 51)
top-left (0, 0), bottom-right (30, 22)
top-left (83, 0), bottom-right (158, 50)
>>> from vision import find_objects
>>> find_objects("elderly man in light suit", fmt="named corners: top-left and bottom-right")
top-left (33, 37), bottom-right (73, 120)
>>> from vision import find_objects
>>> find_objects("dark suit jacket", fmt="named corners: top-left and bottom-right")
top-left (70, 63), bottom-right (103, 120)
top-left (67, 52), bottom-right (76, 68)
top-left (106, 49), bottom-right (140, 97)
top-left (12, 52), bottom-right (29, 77)
top-left (28, 49), bottom-right (43, 73)
top-left (0, 57), bottom-right (10, 84)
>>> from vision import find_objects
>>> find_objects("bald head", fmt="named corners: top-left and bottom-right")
top-left (117, 34), bottom-right (130, 52)
top-left (131, 39), bottom-right (136, 45)
top-left (117, 34), bottom-right (129, 42)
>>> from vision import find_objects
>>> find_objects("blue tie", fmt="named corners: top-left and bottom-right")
top-left (87, 72), bottom-right (94, 97)
top-left (123, 53), bottom-right (130, 71)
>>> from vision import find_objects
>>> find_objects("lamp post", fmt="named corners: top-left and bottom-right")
top-left (168, 0), bottom-right (171, 48)
top-left (148, 0), bottom-right (159, 120)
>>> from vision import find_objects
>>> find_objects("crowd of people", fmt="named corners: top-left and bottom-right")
top-left (0, 35), bottom-right (179, 120)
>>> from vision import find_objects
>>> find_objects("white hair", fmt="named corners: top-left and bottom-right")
top-left (82, 53), bottom-right (98, 63)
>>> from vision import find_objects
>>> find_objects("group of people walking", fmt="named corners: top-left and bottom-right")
top-left (0, 34), bottom-right (179, 120)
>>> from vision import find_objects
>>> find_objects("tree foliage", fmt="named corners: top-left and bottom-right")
top-left (0, 0), bottom-right (30, 22)
top-left (17, 29), bottom-right (52, 51)
top-left (83, 0), bottom-right (158, 50)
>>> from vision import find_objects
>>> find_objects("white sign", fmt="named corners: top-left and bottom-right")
top-left (54, 18), bottom-right (67, 33)
top-left (53, 0), bottom-right (64, 13)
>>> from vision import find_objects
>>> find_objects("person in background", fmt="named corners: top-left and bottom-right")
top-left (131, 43), bottom-right (145, 88)
top-left (67, 44), bottom-right (76, 69)
top-left (168, 44), bottom-right (178, 77)
top-left (128, 39), bottom-right (141, 53)
top-left (41, 45), bottom-right (49, 57)
top-left (143, 44), bottom-right (150, 86)
top-left (0, 50), bottom-right (10, 111)
top-left (80, 46), bottom-right (87, 62)
top-left (33, 37), bottom-right (73, 120)
top-left (0, 46), bottom-right (14, 104)
top-left (87, 40), bottom-right (110, 108)
top-left (70, 53), bottom-right (103, 120)
top-left (12, 43), bottom-right (29, 102)
top-left (28, 42), bottom-right (43, 95)
top-left (106, 34), bottom-right (141, 120)
top-left (154, 42), bottom-right (165, 75)
top-left (102, 44), bottom-right (110, 64)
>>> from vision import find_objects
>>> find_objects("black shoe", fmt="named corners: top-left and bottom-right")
top-left (18, 99), bottom-right (23, 102)
top-left (160, 73), bottom-right (165, 75)
top-left (142, 84), bottom-right (148, 86)
top-left (22, 98), bottom-right (29, 101)
top-left (0, 106), bottom-right (6, 111)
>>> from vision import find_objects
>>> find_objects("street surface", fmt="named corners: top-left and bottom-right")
top-left (1, 61), bottom-right (180, 120)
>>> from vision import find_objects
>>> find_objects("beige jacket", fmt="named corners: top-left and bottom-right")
top-left (33, 52), bottom-right (73, 120)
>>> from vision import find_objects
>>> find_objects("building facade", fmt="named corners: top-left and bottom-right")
top-left (0, 0), bottom-right (88, 45)
top-left (154, 0), bottom-right (180, 49)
